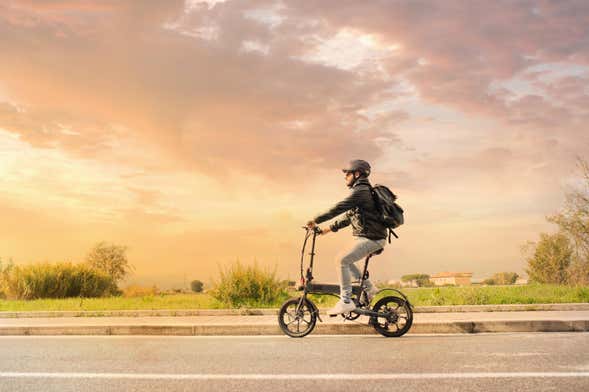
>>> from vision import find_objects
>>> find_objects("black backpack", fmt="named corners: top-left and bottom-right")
top-left (370, 184), bottom-right (404, 242)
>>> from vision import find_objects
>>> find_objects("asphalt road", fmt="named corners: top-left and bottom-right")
top-left (1, 333), bottom-right (588, 391)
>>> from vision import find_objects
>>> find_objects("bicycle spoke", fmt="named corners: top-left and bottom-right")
top-left (284, 311), bottom-right (296, 323)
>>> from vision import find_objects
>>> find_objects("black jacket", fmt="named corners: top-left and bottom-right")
top-left (313, 177), bottom-right (388, 240)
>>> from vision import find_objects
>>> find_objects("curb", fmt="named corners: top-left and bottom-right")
top-left (0, 320), bottom-right (588, 336)
top-left (2, 303), bottom-right (589, 318)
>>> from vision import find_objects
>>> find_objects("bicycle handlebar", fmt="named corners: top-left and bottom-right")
top-left (301, 226), bottom-right (322, 235)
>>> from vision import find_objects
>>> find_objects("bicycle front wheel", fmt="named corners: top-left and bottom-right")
top-left (278, 297), bottom-right (317, 338)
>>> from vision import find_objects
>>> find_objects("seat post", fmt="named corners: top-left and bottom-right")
top-left (360, 248), bottom-right (383, 287)
top-left (360, 254), bottom-right (372, 284)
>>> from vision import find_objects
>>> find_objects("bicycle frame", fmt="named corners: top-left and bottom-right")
top-left (297, 227), bottom-right (410, 321)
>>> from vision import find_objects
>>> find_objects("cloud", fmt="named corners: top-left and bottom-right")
top-left (0, 0), bottom-right (407, 184)
top-left (282, 1), bottom-right (589, 132)
top-left (1, 0), bottom-right (589, 282)
top-left (3, 0), bottom-right (586, 185)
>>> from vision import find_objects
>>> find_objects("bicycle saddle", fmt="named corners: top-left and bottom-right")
top-left (370, 248), bottom-right (384, 256)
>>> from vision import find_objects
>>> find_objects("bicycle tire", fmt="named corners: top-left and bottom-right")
top-left (370, 296), bottom-right (413, 337)
top-left (278, 297), bottom-right (317, 338)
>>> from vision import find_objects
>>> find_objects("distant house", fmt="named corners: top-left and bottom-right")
top-left (515, 277), bottom-right (528, 285)
top-left (430, 272), bottom-right (472, 286)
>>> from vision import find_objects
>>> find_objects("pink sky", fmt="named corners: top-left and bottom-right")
top-left (1, 0), bottom-right (588, 288)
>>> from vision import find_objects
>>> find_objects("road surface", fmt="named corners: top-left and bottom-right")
top-left (1, 332), bottom-right (588, 391)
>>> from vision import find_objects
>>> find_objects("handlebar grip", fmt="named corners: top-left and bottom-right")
top-left (302, 226), bottom-right (322, 234)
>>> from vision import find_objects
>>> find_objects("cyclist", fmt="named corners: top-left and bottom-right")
top-left (306, 159), bottom-right (388, 315)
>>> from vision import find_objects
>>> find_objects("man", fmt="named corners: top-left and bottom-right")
top-left (306, 159), bottom-right (387, 315)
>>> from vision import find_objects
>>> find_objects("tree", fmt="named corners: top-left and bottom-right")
top-left (190, 280), bottom-right (204, 293)
top-left (547, 157), bottom-right (589, 285)
top-left (85, 242), bottom-right (133, 285)
top-left (491, 272), bottom-right (519, 285)
top-left (525, 233), bottom-right (572, 284)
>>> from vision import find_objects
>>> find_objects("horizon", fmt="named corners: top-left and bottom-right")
top-left (1, 1), bottom-right (588, 289)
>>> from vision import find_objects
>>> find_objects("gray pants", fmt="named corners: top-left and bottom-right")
top-left (336, 237), bottom-right (386, 302)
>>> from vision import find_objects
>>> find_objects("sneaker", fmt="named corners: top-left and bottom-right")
top-left (327, 300), bottom-right (356, 315)
top-left (366, 286), bottom-right (379, 303)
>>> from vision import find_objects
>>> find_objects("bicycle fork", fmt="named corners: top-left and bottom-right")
top-left (297, 293), bottom-right (323, 322)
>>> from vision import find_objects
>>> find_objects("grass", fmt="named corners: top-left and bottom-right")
top-left (0, 284), bottom-right (588, 312)
top-left (0, 293), bottom-right (225, 312)
top-left (399, 284), bottom-right (589, 306)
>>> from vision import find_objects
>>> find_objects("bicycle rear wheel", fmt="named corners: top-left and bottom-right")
top-left (278, 297), bottom-right (317, 338)
top-left (370, 296), bottom-right (413, 337)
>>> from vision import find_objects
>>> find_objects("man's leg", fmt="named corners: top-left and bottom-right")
top-left (348, 262), bottom-right (375, 291)
top-left (338, 237), bottom-right (385, 303)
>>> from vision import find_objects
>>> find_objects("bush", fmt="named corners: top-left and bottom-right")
top-left (3, 262), bottom-right (116, 300)
top-left (123, 284), bottom-right (159, 297)
top-left (210, 261), bottom-right (288, 307)
top-left (0, 257), bottom-right (15, 299)
top-left (401, 273), bottom-right (432, 287)
top-left (525, 232), bottom-right (572, 284)
top-left (190, 280), bottom-right (204, 293)
top-left (492, 272), bottom-right (519, 285)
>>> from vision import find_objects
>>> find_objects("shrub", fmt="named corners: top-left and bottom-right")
top-left (491, 272), bottom-right (519, 285)
top-left (525, 232), bottom-right (572, 284)
top-left (0, 257), bottom-right (15, 299)
top-left (210, 261), bottom-right (288, 307)
top-left (123, 284), bottom-right (159, 297)
top-left (190, 280), bottom-right (204, 293)
top-left (401, 273), bottom-right (432, 287)
top-left (3, 262), bottom-right (116, 300)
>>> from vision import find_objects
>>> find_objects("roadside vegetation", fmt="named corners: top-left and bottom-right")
top-left (1, 157), bottom-right (587, 312)
top-left (0, 242), bottom-right (132, 300)
top-left (1, 283), bottom-right (588, 312)
top-left (524, 157), bottom-right (589, 285)
top-left (209, 261), bottom-right (289, 307)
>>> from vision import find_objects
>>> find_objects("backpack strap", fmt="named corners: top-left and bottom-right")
top-left (388, 228), bottom-right (399, 243)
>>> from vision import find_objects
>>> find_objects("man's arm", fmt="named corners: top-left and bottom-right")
top-left (329, 216), bottom-right (351, 232)
top-left (313, 190), bottom-right (361, 224)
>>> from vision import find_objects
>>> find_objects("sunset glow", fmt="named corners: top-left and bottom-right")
top-left (1, 0), bottom-right (588, 288)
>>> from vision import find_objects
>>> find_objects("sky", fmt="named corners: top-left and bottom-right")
top-left (0, 0), bottom-right (588, 288)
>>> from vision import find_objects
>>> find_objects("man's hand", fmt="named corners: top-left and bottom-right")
top-left (319, 226), bottom-right (331, 236)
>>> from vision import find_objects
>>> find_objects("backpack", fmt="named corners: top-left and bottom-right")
top-left (370, 184), bottom-right (404, 242)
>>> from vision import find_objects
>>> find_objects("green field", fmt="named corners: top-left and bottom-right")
top-left (0, 284), bottom-right (588, 312)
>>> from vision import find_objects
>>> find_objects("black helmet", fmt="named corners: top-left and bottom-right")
top-left (342, 159), bottom-right (371, 177)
